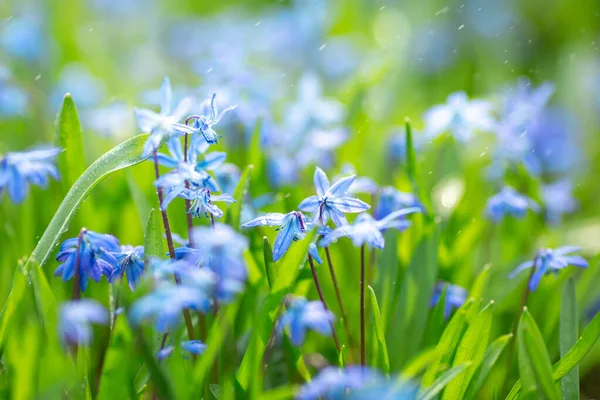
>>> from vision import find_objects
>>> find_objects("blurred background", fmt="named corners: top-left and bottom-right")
top-left (1, 0), bottom-right (600, 397)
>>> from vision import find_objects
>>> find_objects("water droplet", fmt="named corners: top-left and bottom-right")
top-left (319, 44), bottom-right (326, 51)
top-left (458, 24), bottom-right (465, 30)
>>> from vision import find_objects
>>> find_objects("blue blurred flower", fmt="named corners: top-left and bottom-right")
top-left (485, 187), bottom-right (539, 223)
top-left (191, 224), bottom-right (249, 302)
top-left (498, 79), bottom-right (554, 130)
top-left (430, 282), bottom-right (467, 320)
top-left (320, 208), bottom-right (420, 249)
top-left (0, 146), bottom-right (61, 204)
top-left (54, 229), bottom-right (120, 292)
top-left (268, 156), bottom-right (300, 188)
top-left (134, 77), bottom-right (195, 158)
top-left (104, 245), bottom-right (145, 290)
top-left (1, 14), bottom-right (45, 60)
top-left (542, 179), bottom-right (578, 224)
top-left (423, 92), bottom-right (495, 142)
top-left (298, 167), bottom-right (370, 226)
top-left (374, 187), bottom-right (423, 220)
top-left (157, 339), bottom-right (207, 360)
top-left (188, 93), bottom-right (237, 145)
top-left (0, 68), bottom-right (28, 116)
top-left (338, 164), bottom-right (379, 196)
top-left (215, 163), bottom-right (240, 195)
top-left (509, 247), bottom-right (588, 291)
top-left (279, 296), bottom-right (335, 346)
top-left (59, 300), bottom-right (108, 346)
top-left (53, 64), bottom-right (106, 109)
top-left (242, 211), bottom-right (311, 261)
top-left (129, 284), bottom-right (212, 333)
top-left (84, 102), bottom-right (134, 139)
top-left (296, 366), bottom-right (385, 400)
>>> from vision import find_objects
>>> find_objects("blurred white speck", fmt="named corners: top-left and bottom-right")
top-left (319, 44), bottom-right (326, 51)
top-left (206, 67), bottom-right (213, 74)
top-left (34, 74), bottom-right (41, 81)
top-left (434, 177), bottom-right (465, 213)
top-left (255, 21), bottom-right (261, 26)
top-left (458, 24), bottom-right (465, 30)
top-left (480, 152), bottom-right (486, 157)
top-left (435, 7), bottom-right (449, 16)
top-left (380, 6), bottom-right (386, 10)
top-left (89, 28), bottom-right (94, 32)
top-left (6, 16), bottom-right (13, 21)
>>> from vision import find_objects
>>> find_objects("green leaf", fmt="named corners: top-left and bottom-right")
top-left (400, 348), bottom-right (438, 380)
top-left (0, 133), bottom-right (152, 348)
top-left (466, 264), bottom-right (491, 321)
top-left (263, 236), bottom-right (276, 289)
top-left (418, 363), bottom-right (472, 400)
top-left (421, 299), bottom-right (472, 387)
top-left (506, 310), bottom-right (600, 400)
top-left (248, 118), bottom-right (264, 188)
top-left (131, 324), bottom-right (174, 400)
top-left (339, 345), bottom-right (347, 368)
top-left (517, 308), bottom-right (560, 400)
top-left (55, 93), bottom-right (86, 190)
top-left (442, 302), bottom-right (493, 400)
top-left (77, 346), bottom-right (93, 400)
top-left (405, 118), bottom-right (417, 187)
top-left (144, 208), bottom-right (166, 260)
top-left (387, 222), bottom-right (440, 369)
top-left (226, 164), bottom-right (253, 229)
top-left (466, 333), bottom-right (512, 397)
top-left (368, 285), bottom-right (390, 374)
top-left (560, 277), bottom-right (579, 400)
top-left (374, 229), bottom-right (398, 331)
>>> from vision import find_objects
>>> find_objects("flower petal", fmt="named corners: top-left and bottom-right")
top-left (313, 166), bottom-right (330, 197)
top-left (329, 197), bottom-right (370, 213)
top-left (242, 213), bottom-right (288, 228)
top-left (298, 195), bottom-right (320, 212)
top-left (327, 174), bottom-right (355, 197)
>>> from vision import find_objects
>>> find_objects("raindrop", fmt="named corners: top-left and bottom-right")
top-left (319, 44), bottom-right (326, 51)
top-left (458, 24), bottom-right (465, 30)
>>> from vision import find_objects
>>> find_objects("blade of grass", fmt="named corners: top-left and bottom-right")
top-left (560, 277), bottom-right (579, 400)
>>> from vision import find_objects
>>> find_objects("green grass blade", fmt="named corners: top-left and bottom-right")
top-left (560, 277), bottom-right (579, 400)
top-left (55, 93), bottom-right (86, 191)
top-left (131, 324), bottom-right (173, 400)
top-left (418, 363), bottom-right (471, 400)
top-left (400, 348), bottom-right (438, 379)
top-left (226, 164), bottom-right (253, 229)
top-left (441, 302), bottom-right (494, 400)
top-left (368, 285), bottom-right (390, 374)
top-left (144, 208), bottom-right (166, 260)
top-left (466, 333), bottom-right (512, 397)
top-left (263, 236), bottom-right (276, 289)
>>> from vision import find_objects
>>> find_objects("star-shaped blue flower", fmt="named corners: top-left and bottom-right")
top-left (104, 245), bottom-right (145, 290)
top-left (242, 211), bottom-right (311, 261)
top-left (542, 179), bottom-right (577, 224)
top-left (298, 166), bottom-right (370, 226)
top-left (188, 93), bottom-right (237, 146)
top-left (320, 208), bottom-right (421, 249)
top-left (430, 282), bottom-right (467, 320)
top-left (59, 300), bottom-right (108, 346)
top-left (134, 77), bottom-right (195, 158)
top-left (182, 188), bottom-right (235, 219)
top-left (374, 186), bottom-right (423, 220)
top-left (485, 186), bottom-right (539, 222)
top-left (0, 146), bottom-right (60, 203)
top-left (279, 296), bottom-right (336, 346)
top-left (509, 246), bottom-right (588, 291)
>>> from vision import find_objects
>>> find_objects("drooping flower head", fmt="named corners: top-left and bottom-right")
top-left (134, 77), bottom-right (194, 158)
top-left (430, 282), bottom-right (467, 320)
top-left (59, 300), bottom-right (108, 346)
top-left (188, 93), bottom-right (237, 146)
top-left (157, 339), bottom-right (207, 360)
top-left (182, 188), bottom-right (235, 219)
top-left (104, 245), bottom-right (145, 290)
top-left (374, 187), bottom-right (423, 220)
top-left (0, 146), bottom-right (60, 203)
top-left (485, 186), bottom-right (539, 223)
top-left (296, 366), bottom-right (385, 400)
top-left (509, 246), bottom-right (588, 291)
top-left (320, 208), bottom-right (421, 249)
top-left (279, 296), bottom-right (335, 346)
top-left (54, 229), bottom-right (120, 292)
top-left (242, 211), bottom-right (311, 261)
top-left (298, 166), bottom-right (370, 226)
top-left (423, 91), bottom-right (495, 142)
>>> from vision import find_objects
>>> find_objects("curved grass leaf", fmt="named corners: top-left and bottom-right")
top-left (418, 363), bottom-right (471, 400)
top-left (0, 133), bottom-right (151, 347)
top-left (560, 277), bottom-right (579, 400)
top-left (466, 264), bottom-right (491, 321)
top-left (368, 285), bottom-right (390, 374)
top-left (131, 323), bottom-right (173, 400)
top-left (442, 302), bottom-right (493, 399)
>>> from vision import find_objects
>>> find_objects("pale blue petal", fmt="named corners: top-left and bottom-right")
top-left (308, 243), bottom-right (322, 264)
top-left (329, 197), bottom-right (370, 213)
top-left (134, 108), bottom-right (161, 133)
top-left (508, 260), bottom-right (535, 279)
top-left (273, 220), bottom-right (297, 261)
top-left (327, 174), bottom-right (355, 197)
top-left (159, 77), bottom-right (172, 115)
top-left (298, 196), bottom-right (320, 212)
top-left (242, 213), bottom-right (288, 228)
top-left (313, 166), bottom-right (330, 197)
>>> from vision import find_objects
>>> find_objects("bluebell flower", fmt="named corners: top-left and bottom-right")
top-left (157, 339), bottom-right (207, 360)
top-left (430, 282), bottom-right (467, 320)
top-left (104, 245), bottom-right (145, 290)
top-left (423, 91), bottom-right (495, 142)
top-left (298, 167), bottom-right (370, 226)
top-left (134, 77), bottom-right (195, 158)
top-left (279, 296), bottom-right (335, 346)
top-left (59, 300), bottom-right (108, 346)
top-left (296, 366), bottom-right (385, 400)
top-left (129, 284), bottom-right (212, 332)
top-left (182, 188), bottom-right (235, 219)
top-left (509, 246), bottom-right (588, 291)
top-left (499, 79), bottom-right (554, 130)
top-left (191, 224), bottom-right (248, 302)
top-left (485, 187), bottom-right (539, 223)
top-left (54, 229), bottom-right (120, 292)
top-left (187, 93), bottom-right (237, 145)
top-left (542, 179), bottom-right (577, 224)
top-left (339, 164), bottom-right (379, 196)
top-left (268, 155), bottom-right (300, 188)
top-left (0, 69), bottom-right (28, 117)
top-left (320, 208), bottom-right (421, 249)
top-left (308, 243), bottom-right (322, 264)
top-left (53, 63), bottom-right (106, 109)
top-left (242, 211), bottom-right (311, 261)
top-left (374, 187), bottom-right (423, 220)
top-left (148, 258), bottom-right (215, 292)
top-left (0, 146), bottom-right (61, 203)
top-left (215, 163), bottom-right (241, 195)
top-left (1, 14), bottom-right (45, 60)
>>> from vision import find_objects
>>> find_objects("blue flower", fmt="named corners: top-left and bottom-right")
top-left (191, 224), bottom-right (248, 302)
top-left (485, 187), bottom-right (539, 223)
top-left (279, 297), bottom-right (335, 346)
top-left (374, 187), bottom-right (423, 220)
top-left (320, 208), bottom-right (421, 249)
top-left (134, 77), bottom-right (195, 158)
top-left (54, 229), bottom-right (120, 292)
top-left (129, 284), bottom-right (212, 333)
top-left (0, 146), bottom-right (61, 204)
top-left (339, 164), bottom-right (379, 196)
top-left (430, 282), bottom-right (467, 320)
top-left (308, 243), bottom-right (322, 264)
top-left (542, 179), bottom-right (577, 224)
top-left (215, 163), bottom-right (241, 195)
top-left (182, 188), bottom-right (235, 219)
top-left (298, 167), bottom-right (370, 226)
top-left (104, 245), bottom-right (145, 290)
top-left (296, 366), bottom-right (385, 400)
top-left (509, 246), bottom-right (588, 291)
top-left (59, 300), bottom-right (108, 346)
top-left (423, 91), bottom-right (495, 142)
top-left (242, 211), bottom-right (311, 261)
top-left (188, 93), bottom-right (237, 145)
top-left (157, 339), bottom-right (207, 360)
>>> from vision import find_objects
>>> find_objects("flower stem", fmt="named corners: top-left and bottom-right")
top-left (324, 246), bottom-right (354, 345)
top-left (308, 253), bottom-right (340, 352)
top-left (360, 244), bottom-right (366, 366)
top-left (153, 150), bottom-right (196, 342)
